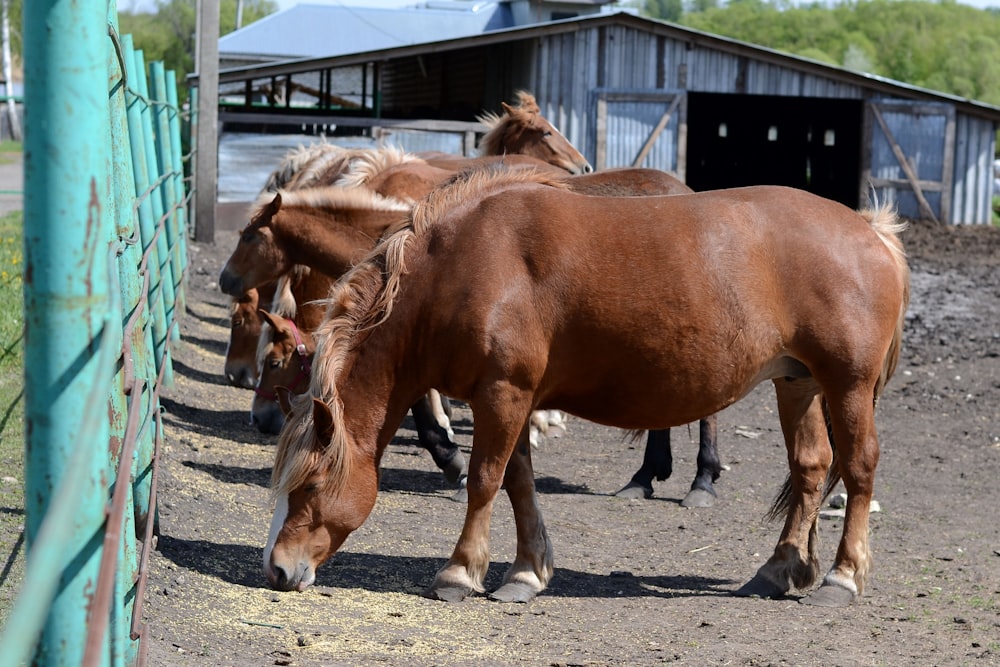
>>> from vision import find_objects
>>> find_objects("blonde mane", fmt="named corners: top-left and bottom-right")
top-left (262, 142), bottom-right (345, 193)
top-left (334, 146), bottom-right (422, 189)
top-left (271, 166), bottom-right (566, 498)
top-left (477, 90), bottom-right (541, 157)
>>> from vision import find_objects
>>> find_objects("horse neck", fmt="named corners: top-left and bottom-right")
top-left (273, 206), bottom-right (396, 276)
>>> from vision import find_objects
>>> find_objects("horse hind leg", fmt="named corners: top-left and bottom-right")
top-left (615, 429), bottom-right (672, 499)
top-left (800, 387), bottom-right (880, 607)
top-left (490, 429), bottom-right (554, 603)
top-left (736, 378), bottom-right (830, 600)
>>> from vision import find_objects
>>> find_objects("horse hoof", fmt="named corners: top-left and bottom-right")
top-left (421, 584), bottom-right (471, 603)
top-left (442, 452), bottom-right (467, 484)
top-left (614, 483), bottom-right (653, 500)
top-left (680, 488), bottom-right (716, 508)
top-left (449, 486), bottom-right (468, 503)
top-left (489, 582), bottom-right (538, 603)
top-left (733, 572), bottom-right (788, 599)
top-left (800, 583), bottom-right (856, 607)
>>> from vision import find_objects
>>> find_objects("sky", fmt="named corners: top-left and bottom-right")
top-left (117, 0), bottom-right (1000, 13)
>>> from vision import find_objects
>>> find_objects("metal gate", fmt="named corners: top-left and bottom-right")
top-left (863, 99), bottom-right (955, 224)
top-left (592, 89), bottom-right (687, 178)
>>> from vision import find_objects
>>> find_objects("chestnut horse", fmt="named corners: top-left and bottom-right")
top-left (224, 161), bottom-right (725, 503)
top-left (264, 169), bottom-right (909, 609)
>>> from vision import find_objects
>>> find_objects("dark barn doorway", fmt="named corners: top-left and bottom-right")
top-left (686, 93), bottom-right (863, 208)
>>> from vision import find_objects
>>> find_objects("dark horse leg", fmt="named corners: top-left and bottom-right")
top-left (410, 395), bottom-right (467, 485)
top-left (615, 414), bottom-right (722, 507)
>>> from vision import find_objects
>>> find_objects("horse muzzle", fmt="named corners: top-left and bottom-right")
top-left (265, 557), bottom-right (316, 592)
top-left (218, 269), bottom-right (245, 297)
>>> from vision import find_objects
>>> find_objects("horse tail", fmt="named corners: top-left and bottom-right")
top-left (766, 203), bottom-right (909, 522)
top-left (860, 203), bottom-right (910, 402)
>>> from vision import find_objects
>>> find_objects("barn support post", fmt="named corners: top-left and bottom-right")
top-left (194, 0), bottom-right (220, 243)
top-left (20, 0), bottom-right (113, 665)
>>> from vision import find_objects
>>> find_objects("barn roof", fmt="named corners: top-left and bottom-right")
top-left (218, 1), bottom-right (516, 60)
top-left (215, 11), bottom-right (1000, 122)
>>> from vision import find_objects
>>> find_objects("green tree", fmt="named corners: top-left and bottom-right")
top-left (645, 0), bottom-right (684, 22)
top-left (119, 0), bottom-right (277, 102)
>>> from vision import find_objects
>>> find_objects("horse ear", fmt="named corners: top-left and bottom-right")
top-left (258, 308), bottom-right (280, 332)
top-left (312, 398), bottom-right (336, 446)
top-left (275, 386), bottom-right (294, 417)
top-left (262, 192), bottom-right (283, 219)
top-left (501, 101), bottom-right (515, 116)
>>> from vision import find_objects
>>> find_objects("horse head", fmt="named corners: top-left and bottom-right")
top-left (219, 193), bottom-right (291, 297)
top-left (264, 395), bottom-right (380, 591)
top-left (224, 288), bottom-right (264, 388)
top-left (251, 309), bottom-right (315, 434)
top-left (478, 91), bottom-right (593, 175)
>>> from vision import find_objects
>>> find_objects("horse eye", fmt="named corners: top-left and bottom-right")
top-left (269, 359), bottom-right (281, 368)
top-left (543, 130), bottom-right (553, 138)
top-left (233, 318), bottom-right (244, 327)
top-left (302, 482), bottom-right (320, 494)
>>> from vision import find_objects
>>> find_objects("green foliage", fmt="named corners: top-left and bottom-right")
top-left (118, 0), bottom-right (278, 102)
top-left (674, 0), bottom-right (1000, 107)
top-left (646, 0), bottom-right (685, 21)
top-left (0, 209), bottom-right (24, 626)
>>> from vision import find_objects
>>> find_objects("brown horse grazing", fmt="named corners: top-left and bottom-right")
top-left (264, 169), bottom-right (909, 609)
top-left (225, 162), bottom-right (723, 503)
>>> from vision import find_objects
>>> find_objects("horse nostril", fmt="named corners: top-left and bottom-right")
top-left (272, 564), bottom-right (292, 591)
top-left (584, 164), bottom-right (594, 174)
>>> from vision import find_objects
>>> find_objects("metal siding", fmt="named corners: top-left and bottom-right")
top-left (952, 114), bottom-right (996, 224)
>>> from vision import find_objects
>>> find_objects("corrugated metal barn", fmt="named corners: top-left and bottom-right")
top-left (207, 10), bottom-right (1000, 224)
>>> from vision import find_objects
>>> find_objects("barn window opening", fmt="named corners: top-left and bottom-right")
top-left (824, 129), bottom-right (836, 146)
top-left (767, 125), bottom-right (778, 141)
top-left (718, 123), bottom-right (728, 137)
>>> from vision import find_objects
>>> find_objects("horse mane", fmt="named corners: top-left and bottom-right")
top-left (477, 90), bottom-right (541, 156)
top-left (271, 166), bottom-right (567, 498)
top-left (334, 146), bottom-right (423, 189)
top-left (252, 185), bottom-right (412, 219)
top-left (262, 142), bottom-right (344, 193)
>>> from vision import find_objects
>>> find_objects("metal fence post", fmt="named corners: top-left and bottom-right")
top-left (22, 1), bottom-right (113, 664)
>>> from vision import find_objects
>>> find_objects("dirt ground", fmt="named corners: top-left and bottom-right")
top-left (142, 217), bottom-right (1000, 667)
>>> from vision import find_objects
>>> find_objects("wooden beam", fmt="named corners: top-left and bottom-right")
top-left (869, 103), bottom-right (940, 224)
top-left (632, 95), bottom-right (680, 168)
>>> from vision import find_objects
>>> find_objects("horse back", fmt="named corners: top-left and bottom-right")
top-left (403, 184), bottom-right (906, 426)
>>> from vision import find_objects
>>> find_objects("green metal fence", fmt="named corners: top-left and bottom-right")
top-left (0, 1), bottom-right (189, 664)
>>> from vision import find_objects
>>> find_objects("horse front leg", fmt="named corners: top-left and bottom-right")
top-left (490, 430), bottom-right (553, 602)
top-left (800, 388), bottom-right (880, 607)
top-left (423, 396), bottom-right (528, 602)
top-left (736, 378), bottom-right (830, 600)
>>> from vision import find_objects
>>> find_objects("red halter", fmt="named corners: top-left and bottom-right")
top-left (254, 318), bottom-right (312, 401)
